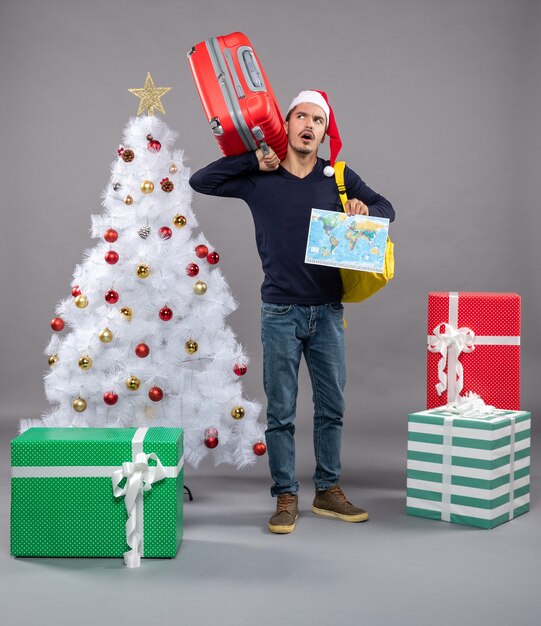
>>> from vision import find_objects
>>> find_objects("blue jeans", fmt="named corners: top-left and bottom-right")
top-left (261, 302), bottom-right (346, 496)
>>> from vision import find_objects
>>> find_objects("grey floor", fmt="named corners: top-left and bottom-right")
top-left (1, 419), bottom-right (539, 626)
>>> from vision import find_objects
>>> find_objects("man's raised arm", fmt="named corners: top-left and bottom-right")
top-left (189, 148), bottom-right (279, 200)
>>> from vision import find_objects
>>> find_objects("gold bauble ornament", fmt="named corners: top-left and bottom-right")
top-left (184, 340), bottom-right (198, 354)
top-left (78, 355), bottom-right (93, 370)
top-left (74, 294), bottom-right (89, 308)
top-left (99, 327), bottom-right (113, 343)
top-left (136, 264), bottom-right (151, 279)
top-left (73, 397), bottom-right (87, 412)
top-left (120, 307), bottom-right (133, 320)
top-left (169, 163), bottom-right (178, 174)
top-left (124, 195), bottom-right (134, 205)
top-left (140, 180), bottom-right (154, 194)
top-left (48, 354), bottom-right (59, 366)
top-left (231, 406), bottom-right (246, 420)
top-left (126, 375), bottom-right (141, 391)
top-left (193, 281), bottom-right (207, 296)
top-left (173, 214), bottom-right (187, 228)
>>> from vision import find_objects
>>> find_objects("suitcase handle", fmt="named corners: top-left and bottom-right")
top-left (237, 46), bottom-right (267, 93)
top-left (205, 37), bottom-right (257, 151)
top-left (251, 126), bottom-right (270, 155)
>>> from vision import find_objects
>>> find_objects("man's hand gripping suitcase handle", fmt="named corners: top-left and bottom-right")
top-left (253, 127), bottom-right (280, 171)
top-left (251, 126), bottom-right (270, 155)
top-left (256, 146), bottom-right (280, 171)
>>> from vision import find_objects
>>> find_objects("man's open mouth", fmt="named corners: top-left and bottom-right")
top-left (300, 132), bottom-right (314, 140)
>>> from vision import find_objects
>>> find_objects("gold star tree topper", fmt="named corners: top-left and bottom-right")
top-left (128, 72), bottom-right (171, 116)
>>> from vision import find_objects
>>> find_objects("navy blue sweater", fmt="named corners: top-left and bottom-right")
top-left (189, 152), bottom-right (395, 304)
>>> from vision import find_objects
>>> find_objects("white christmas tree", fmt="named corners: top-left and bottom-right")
top-left (24, 74), bottom-right (266, 468)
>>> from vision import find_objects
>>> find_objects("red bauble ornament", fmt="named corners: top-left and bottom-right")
top-left (158, 226), bottom-right (172, 240)
top-left (195, 244), bottom-right (209, 258)
top-left (253, 441), bottom-right (267, 456)
top-left (207, 251), bottom-right (220, 265)
top-left (105, 250), bottom-right (119, 265)
top-left (204, 427), bottom-right (219, 449)
top-left (234, 364), bottom-right (248, 376)
top-left (71, 285), bottom-right (81, 297)
top-left (186, 263), bottom-right (199, 277)
top-left (50, 317), bottom-right (64, 332)
top-left (159, 306), bottom-right (173, 321)
top-left (135, 343), bottom-right (150, 358)
top-left (148, 386), bottom-right (164, 402)
top-left (148, 139), bottom-right (162, 153)
top-left (104, 228), bottom-right (118, 243)
top-left (104, 289), bottom-right (119, 304)
top-left (103, 391), bottom-right (119, 406)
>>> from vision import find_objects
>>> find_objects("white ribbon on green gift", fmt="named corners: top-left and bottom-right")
top-left (11, 427), bottom-right (183, 568)
top-left (440, 396), bottom-right (517, 522)
top-left (111, 427), bottom-right (172, 569)
top-left (427, 292), bottom-right (521, 402)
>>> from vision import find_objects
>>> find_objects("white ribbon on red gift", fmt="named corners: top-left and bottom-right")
top-left (111, 427), bottom-right (167, 569)
top-left (427, 292), bottom-right (521, 402)
top-left (428, 323), bottom-right (475, 399)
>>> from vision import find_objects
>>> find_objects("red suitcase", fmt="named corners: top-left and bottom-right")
top-left (188, 32), bottom-right (288, 160)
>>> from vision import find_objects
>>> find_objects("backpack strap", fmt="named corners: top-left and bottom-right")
top-left (334, 161), bottom-right (348, 210)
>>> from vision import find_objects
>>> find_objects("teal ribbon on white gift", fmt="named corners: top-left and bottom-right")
top-left (427, 292), bottom-right (521, 402)
top-left (11, 427), bottom-right (184, 568)
top-left (440, 395), bottom-right (517, 522)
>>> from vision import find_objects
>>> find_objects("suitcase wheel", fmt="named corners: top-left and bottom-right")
top-left (210, 117), bottom-right (224, 136)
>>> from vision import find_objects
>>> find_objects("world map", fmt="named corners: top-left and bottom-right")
top-left (305, 208), bottom-right (390, 272)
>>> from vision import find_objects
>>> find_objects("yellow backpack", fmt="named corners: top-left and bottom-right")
top-left (334, 161), bottom-right (395, 303)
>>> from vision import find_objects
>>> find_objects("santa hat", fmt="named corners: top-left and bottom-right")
top-left (286, 90), bottom-right (342, 177)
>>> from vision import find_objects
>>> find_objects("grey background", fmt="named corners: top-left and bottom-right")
top-left (1, 1), bottom-right (540, 625)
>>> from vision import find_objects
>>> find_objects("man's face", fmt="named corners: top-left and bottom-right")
top-left (284, 102), bottom-right (327, 156)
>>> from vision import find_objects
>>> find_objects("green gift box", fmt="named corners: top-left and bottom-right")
top-left (407, 407), bottom-right (531, 529)
top-left (11, 427), bottom-right (183, 565)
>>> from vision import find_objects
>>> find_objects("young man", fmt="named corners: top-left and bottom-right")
top-left (190, 90), bottom-right (395, 534)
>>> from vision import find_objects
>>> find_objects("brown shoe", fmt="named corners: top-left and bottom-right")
top-left (268, 493), bottom-right (298, 534)
top-left (312, 485), bottom-right (369, 523)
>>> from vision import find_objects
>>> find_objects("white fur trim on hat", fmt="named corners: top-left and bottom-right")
top-left (287, 91), bottom-right (330, 128)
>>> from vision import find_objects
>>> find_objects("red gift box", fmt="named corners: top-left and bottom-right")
top-left (427, 292), bottom-right (521, 410)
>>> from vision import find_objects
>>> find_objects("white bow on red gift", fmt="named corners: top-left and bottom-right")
top-left (427, 323), bottom-right (476, 398)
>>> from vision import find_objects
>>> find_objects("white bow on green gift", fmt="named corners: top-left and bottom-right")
top-left (112, 452), bottom-right (167, 568)
top-left (445, 392), bottom-right (496, 417)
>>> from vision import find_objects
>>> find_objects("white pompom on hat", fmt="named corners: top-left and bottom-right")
top-left (286, 89), bottom-right (343, 177)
